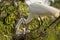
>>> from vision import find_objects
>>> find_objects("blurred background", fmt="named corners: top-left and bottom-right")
top-left (0, 0), bottom-right (60, 40)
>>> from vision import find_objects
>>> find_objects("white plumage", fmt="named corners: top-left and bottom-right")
top-left (24, 0), bottom-right (60, 24)
top-left (25, 0), bottom-right (53, 6)
top-left (15, 0), bottom-right (60, 29)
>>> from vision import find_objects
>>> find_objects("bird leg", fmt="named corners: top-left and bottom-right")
top-left (15, 18), bottom-right (24, 29)
top-left (15, 18), bottom-right (30, 35)
top-left (23, 13), bottom-right (34, 24)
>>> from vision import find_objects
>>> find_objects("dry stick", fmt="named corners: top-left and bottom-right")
top-left (44, 16), bottom-right (60, 31)
top-left (34, 16), bottom-right (60, 39)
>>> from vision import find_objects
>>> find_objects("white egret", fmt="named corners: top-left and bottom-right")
top-left (15, 0), bottom-right (60, 29)
top-left (23, 0), bottom-right (60, 24)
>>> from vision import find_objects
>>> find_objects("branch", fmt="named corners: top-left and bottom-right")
top-left (34, 16), bottom-right (60, 39)
top-left (44, 16), bottom-right (60, 31)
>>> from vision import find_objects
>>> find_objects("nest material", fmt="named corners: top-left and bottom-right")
top-left (12, 34), bottom-right (26, 40)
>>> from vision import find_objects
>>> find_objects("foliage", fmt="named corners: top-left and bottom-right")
top-left (0, 0), bottom-right (60, 40)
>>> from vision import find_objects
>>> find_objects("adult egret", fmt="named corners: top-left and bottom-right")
top-left (15, 0), bottom-right (60, 29)
top-left (23, 0), bottom-right (60, 24)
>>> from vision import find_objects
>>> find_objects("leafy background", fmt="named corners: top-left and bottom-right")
top-left (0, 0), bottom-right (60, 40)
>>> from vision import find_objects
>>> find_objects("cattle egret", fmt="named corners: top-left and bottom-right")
top-left (15, 0), bottom-right (60, 29)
